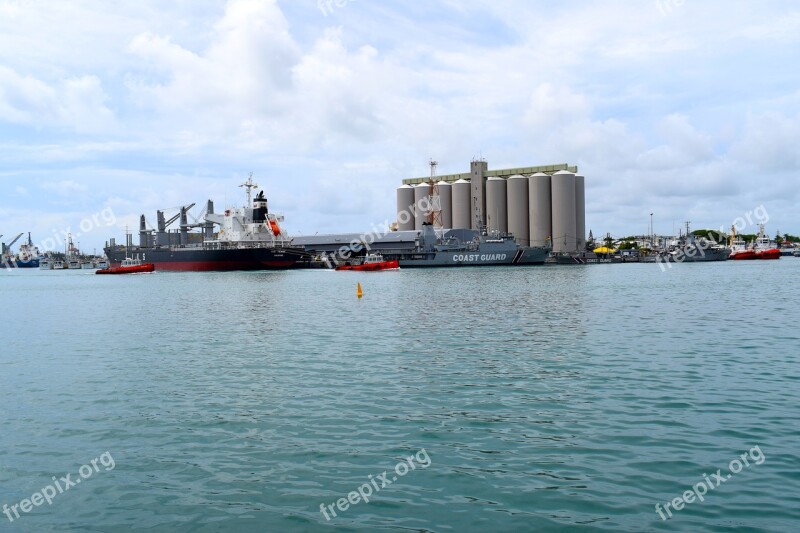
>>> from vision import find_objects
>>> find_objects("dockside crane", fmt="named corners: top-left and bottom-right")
top-left (1, 233), bottom-right (23, 258)
top-left (5, 233), bottom-right (24, 249)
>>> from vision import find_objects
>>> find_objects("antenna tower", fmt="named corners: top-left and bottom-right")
top-left (427, 160), bottom-right (443, 227)
top-left (240, 172), bottom-right (260, 206)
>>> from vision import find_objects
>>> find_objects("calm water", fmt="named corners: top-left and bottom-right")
top-left (1, 261), bottom-right (799, 532)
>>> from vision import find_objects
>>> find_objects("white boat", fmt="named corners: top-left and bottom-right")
top-left (53, 261), bottom-right (64, 270)
top-left (95, 259), bottom-right (109, 269)
top-left (82, 260), bottom-right (95, 269)
top-left (68, 258), bottom-right (81, 269)
top-left (39, 258), bottom-right (53, 270)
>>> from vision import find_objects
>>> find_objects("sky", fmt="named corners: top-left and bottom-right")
top-left (1, 0), bottom-right (798, 252)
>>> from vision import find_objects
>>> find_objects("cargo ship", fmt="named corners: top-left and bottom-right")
top-left (1, 233), bottom-right (40, 268)
top-left (15, 233), bottom-right (41, 268)
top-left (104, 178), bottom-right (311, 271)
top-left (387, 224), bottom-right (549, 267)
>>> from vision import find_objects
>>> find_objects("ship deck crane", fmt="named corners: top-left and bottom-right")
top-left (163, 203), bottom-right (196, 228)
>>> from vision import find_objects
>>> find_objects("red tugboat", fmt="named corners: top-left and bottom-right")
top-left (96, 257), bottom-right (155, 275)
top-left (753, 224), bottom-right (781, 260)
top-left (729, 226), bottom-right (756, 260)
top-left (336, 253), bottom-right (399, 272)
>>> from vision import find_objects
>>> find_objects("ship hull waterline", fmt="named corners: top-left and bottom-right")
top-left (104, 246), bottom-right (309, 272)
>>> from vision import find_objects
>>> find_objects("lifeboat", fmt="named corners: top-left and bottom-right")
top-left (269, 219), bottom-right (281, 237)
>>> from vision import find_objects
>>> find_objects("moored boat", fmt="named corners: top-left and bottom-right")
top-left (755, 248), bottom-right (781, 260)
top-left (752, 224), bottom-right (780, 260)
top-left (729, 226), bottom-right (756, 260)
top-left (104, 177), bottom-right (310, 271)
top-left (336, 253), bottom-right (399, 271)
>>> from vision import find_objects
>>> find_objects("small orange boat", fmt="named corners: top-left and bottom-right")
top-left (336, 253), bottom-right (399, 272)
top-left (97, 257), bottom-right (155, 275)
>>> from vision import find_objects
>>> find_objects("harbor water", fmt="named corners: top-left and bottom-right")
top-left (1, 261), bottom-right (799, 532)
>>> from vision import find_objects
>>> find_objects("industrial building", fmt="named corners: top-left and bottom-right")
top-left (397, 160), bottom-right (586, 254)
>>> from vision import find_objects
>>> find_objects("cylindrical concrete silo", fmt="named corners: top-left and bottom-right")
top-left (396, 185), bottom-right (415, 231)
top-left (551, 170), bottom-right (577, 253)
top-left (437, 181), bottom-right (453, 229)
top-left (413, 183), bottom-right (429, 230)
top-left (507, 175), bottom-right (529, 246)
top-left (486, 177), bottom-right (508, 234)
top-left (451, 179), bottom-right (471, 229)
top-left (529, 173), bottom-right (552, 248)
top-left (575, 174), bottom-right (586, 251)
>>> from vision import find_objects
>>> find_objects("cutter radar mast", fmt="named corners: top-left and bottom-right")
top-left (427, 159), bottom-right (443, 228)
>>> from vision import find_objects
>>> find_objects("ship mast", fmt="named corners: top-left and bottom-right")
top-left (427, 160), bottom-right (443, 228)
top-left (240, 172), bottom-right (260, 207)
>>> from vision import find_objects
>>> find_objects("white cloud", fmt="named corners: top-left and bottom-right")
top-left (1, 0), bottom-right (799, 246)
top-left (0, 66), bottom-right (114, 133)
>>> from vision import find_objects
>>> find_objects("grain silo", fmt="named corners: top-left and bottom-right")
top-left (551, 170), bottom-right (577, 253)
top-left (575, 174), bottom-right (586, 251)
top-left (451, 179), bottom-right (471, 229)
top-left (529, 172), bottom-right (552, 248)
top-left (435, 181), bottom-right (453, 229)
top-left (486, 177), bottom-right (508, 234)
top-left (413, 183), bottom-right (429, 230)
top-left (507, 175), bottom-right (529, 246)
top-left (396, 185), bottom-right (415, 231)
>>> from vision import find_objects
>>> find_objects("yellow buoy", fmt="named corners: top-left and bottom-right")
top-left (357, 282), bottom-right (363, 299)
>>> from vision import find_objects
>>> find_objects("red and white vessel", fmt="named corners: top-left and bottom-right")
top-left (753, 224), bottom-right (781, 260)
top-left (96, 256), bottom-right (155, 275)
top-left (335, 253), bottom-right (399, 272)
top-left (729, 226), bottom-right (756, 260)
